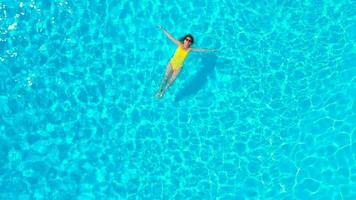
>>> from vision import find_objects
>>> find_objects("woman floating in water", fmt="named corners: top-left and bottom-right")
top-left (156, 25), bottom-right (217, 98)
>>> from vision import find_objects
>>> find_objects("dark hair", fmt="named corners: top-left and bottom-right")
top-left (180, 34), bottom-right (194, 45)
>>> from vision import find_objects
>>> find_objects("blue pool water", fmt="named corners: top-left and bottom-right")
top-left (1, 0), bottom-right (355, 199)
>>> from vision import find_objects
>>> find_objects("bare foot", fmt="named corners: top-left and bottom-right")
top-left (155, 91), bottom-right (164, 99)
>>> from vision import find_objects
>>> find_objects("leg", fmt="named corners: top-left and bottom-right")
top-left (157, 63), bottom-right (173, 94)
top-left (160, 68), bottom-right (182, 97)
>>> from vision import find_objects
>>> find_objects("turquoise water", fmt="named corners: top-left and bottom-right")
top-left (1, 0), bottom-right (355, 199)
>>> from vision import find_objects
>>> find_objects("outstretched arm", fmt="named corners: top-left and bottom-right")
top-left (190, 48), bottom-right (217, 52)
top-left (158, 25), bottom-right (180, 45)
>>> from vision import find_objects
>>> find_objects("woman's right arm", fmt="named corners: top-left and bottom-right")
top-left (158, 25), bottom-right (180, 45)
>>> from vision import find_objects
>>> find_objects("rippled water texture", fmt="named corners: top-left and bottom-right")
top-left (0, 0), bottom-right (355, 199)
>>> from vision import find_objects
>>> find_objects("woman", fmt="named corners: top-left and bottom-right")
top-left (156, 25), bottom-right (216, 98)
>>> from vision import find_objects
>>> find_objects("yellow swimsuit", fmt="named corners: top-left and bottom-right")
top-left (170, 44), bottom-right (190, 71)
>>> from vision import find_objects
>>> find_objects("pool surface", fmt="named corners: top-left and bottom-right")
top-left (0, 0), bottom-right (355, 199)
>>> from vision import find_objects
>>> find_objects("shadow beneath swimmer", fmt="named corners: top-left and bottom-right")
top-left (175, 54), bottom-right (217, 102)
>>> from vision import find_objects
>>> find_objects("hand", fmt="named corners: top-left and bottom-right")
top-left (157, 25), bottom-right (163, 30)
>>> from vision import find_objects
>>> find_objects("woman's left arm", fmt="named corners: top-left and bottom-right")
top-left (190, 48), bottom-right (217, 52)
